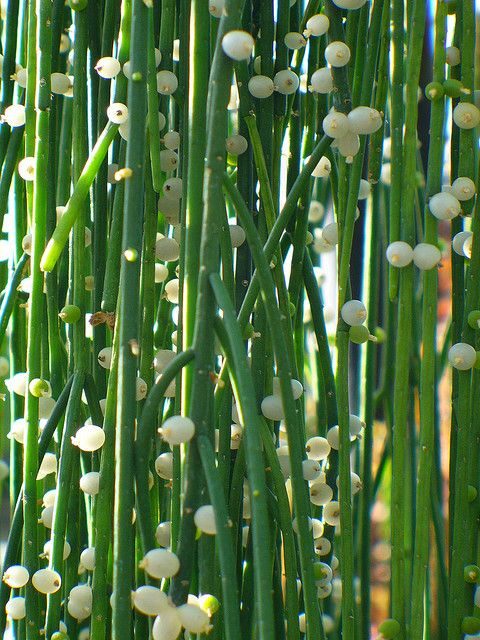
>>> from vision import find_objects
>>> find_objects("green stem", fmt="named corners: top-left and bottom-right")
top-left (111, 0), bottom-right (148, 635)
top-left (391, 2), bottom-right (426, 637)
top-left (0, 254), bottom-right (28, 345)
top-left (410, 3), bottom-right (446, 637)
top-left (40, 123), bottom-right (119, 273)
top-left (135, 348), bottom-right (195, 553)
top-left (220, 178), bottom-right (324, 637)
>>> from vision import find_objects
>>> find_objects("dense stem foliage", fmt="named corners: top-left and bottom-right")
top-left (0, 1), bottom-right (478, 639)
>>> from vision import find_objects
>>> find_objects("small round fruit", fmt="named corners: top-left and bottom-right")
top-left (324, 41), bottom-right (351, 67)
top-left (80, 471), bottom-right (100, 495)
top-left (156, 70), bottom-right (178, 95)
top-left (461, 616), bottom-right (480, 634)
top-left (107, 102), bottom-right (128, 124)
top-left (443, 78), bottom-right (464, 98)
top-left (347, 106), bottom-right (383, 134)
top-left (3, 104), bottom-right (26, 127)
top-left (95, 57), bottom-right (121, 79)
top-left (448, 343), bottom-right (477, 370)
top-left (464, 564), bottom-right (480, 584)
top-left (80, 547), bottom-right (96, 571)
top-left (452, 231), bottom-right (472, 256)
top-left (221, 30), bottom-right (254, 61)
top-left (446, 45), bottom-right (460, 66)
top-left (155, 452), bottom-right (173, 480)
top-left (194, 505), bottom-right (217, 535)
top-left (386, 241), bottom-right (414, 267)
top-left (323, 501), bottom-right (340, 526)
top-left (349, 325), bottom-right (370, 344)
top-left (59, 304), bottom-right (81, 323)
top-left (284, 31), bottom-right (306, 50)
top-left (158, 415), bottom-right (195, 446)
top-left (305, 436), bottom-right (330, 461)
top-left (198, 594), bottom-right (220, 616)
top-left (428, 192), bottom-right (461, 220)
top-left (304, 14), bottom-right (329, 37)
top-left (5, 597), bottom-right (26, 620)
top-left (152, 606), bottom-right (182, 640)
top-left (133, 586), bottom-right (168, 616)
top-left (71, 425), bottom-right (106, 452)
top-left (309, 482), bottom-right (333, 506)
top-left (412, 243), bottom-right (442, 270)
top-left (140, 549), bottom-right (180, 579)
top-left (178, 603), bottom-right (211, 633)
top-left (32, 568), bottom-right (62, 594)
top-left (3, 565), bottom-right (29, 589)
top-left (451, 176), bottom-right (476, 201)
top-left (378, 618), bottom-right (401, 639)
top-left (333, 0), bottom-right (367, 7)
top-left (261, 395), bottom-right (284, 421)
top-left (273, 69), bottom-right (300, 95)
top-left (248, 75), bottom-right (274, 99)
top-left (341, 300), bottom-right (367, 326)
top-left (322, 111), bottom-right (350, 139)
top-left (97, 346), bottom-right (113, 369)
top-left (453, 102), bottom-right (480, 129)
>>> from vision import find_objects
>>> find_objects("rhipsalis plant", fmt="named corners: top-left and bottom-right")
top-left (0, 0), bottom-right (478, 639)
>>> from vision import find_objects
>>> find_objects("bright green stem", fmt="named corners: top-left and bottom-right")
top-left (336, 328), bottom-right (355, 638)
top-left (410, 3), bottom-right (446, 637)
top-left (45, 373), bottom-right (83, 639)
top-left (448, 177), bottom-right (480, 640)
top-left (196, 434), bottom-right (242, 640)
top-left (0, 376), bottom-right (73, 639)
top-left (0, 254), bottom-right (28, 344)
top-left (388, 0), bottom-right (404, 300)
top-left (216, 315), bottom-right (301, 640)
top-left (40, 123), bottom-right (119, 273)
top-left (391, 1), bottom-right (426, 637)
top-left (209, 274), bottom-right (275, 640)
top-left (221, 179), bottom-right (324, 638)
top-left (23, 0), bottom-right (52, 635)
top-left (135, 348), bottom-right (195, 553)
top-left (169, 0), bottom-right (247, 614)
top-left (90, 336), bottom-right (119, 640)
top-left (181, 0), bottom-right (209, 415)
top-left (111, 0), bottom-right (148, 635)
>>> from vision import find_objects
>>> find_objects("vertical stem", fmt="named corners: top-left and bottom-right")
top-left (410, 3), bottom-right (445, 638)
top-left (111, 0), bottom-right (148, 635)
top-left (391, 2), bottom-right (426, 637)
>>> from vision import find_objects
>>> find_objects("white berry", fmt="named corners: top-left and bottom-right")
top-left (222, 30), bottom-right (254, 61)
top-left (448, 343), bottom-right (477, 370)
top-left (386, 241), bottom-right (414, 267)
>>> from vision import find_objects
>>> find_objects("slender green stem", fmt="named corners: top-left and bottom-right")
top-left (388, 0), bottom-right (404, 300)
top-left (0, 254), bottom-right (28, 344)
top-left (135, 348), bottom-right (195, 553)
top-left (410, 3), bottom-right (446, 637)
top-left (196, 434), bottom-right (242, 640)
top-left (40, 123), bottom-right (119, 273)
top-left (391, 2), bottom-right (426, 637)
top-left (220, 178), bottom-right (323, 637)
top-left (45, 373), bottom-right (84, 638)
top-left (111, 0), bottom-right (148, 635)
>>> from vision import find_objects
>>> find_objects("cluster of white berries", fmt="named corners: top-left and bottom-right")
top-left (10, 68), bottom-right (72, 95)
top-left (322, 106), bottom-right (383, 164)
top-left (386, 241), bottom-right (442, 271)
top-left (310, 180), bottom-right (369, 255)
top-left (150, 598), bottom-right (216, 639)
top-left (221, 16), bottom-right (353, 103)
top-left (260, 376), bottom-right (304, 422)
